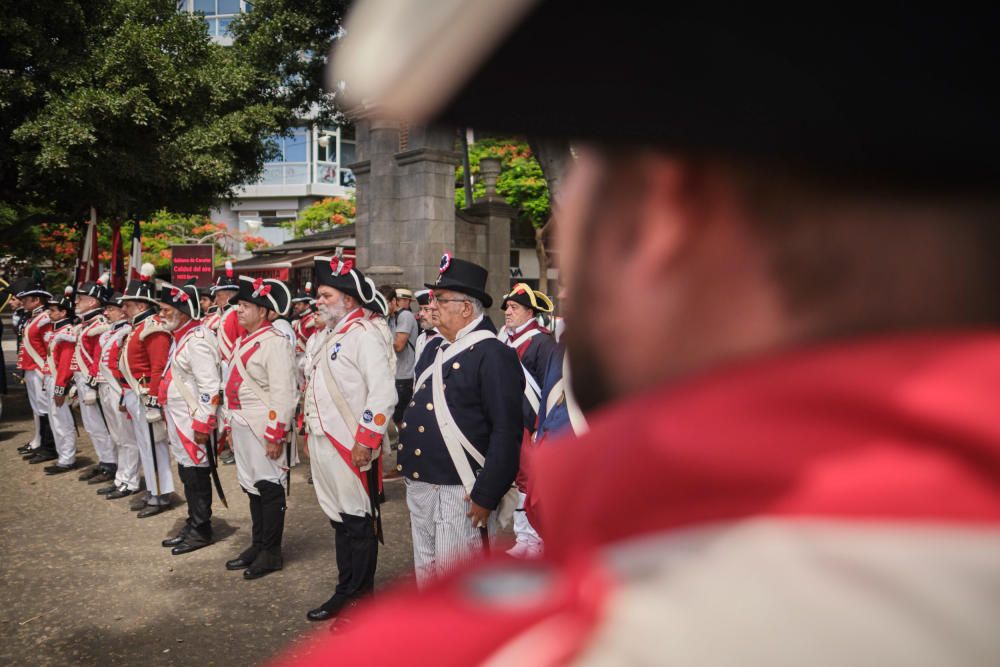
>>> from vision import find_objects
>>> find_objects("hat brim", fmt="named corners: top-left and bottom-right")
top-left (424, 282), bottom-right (493, 309)
top-left (119, 295), bottom-right (159, 305)
top-left (15, 290), bottom-right (53, 300)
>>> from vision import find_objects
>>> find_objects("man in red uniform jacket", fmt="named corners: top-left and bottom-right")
top-left (16, 282), bottom-right (57, 463)
top-left (279, 4), bottom-right (1000, 664)
top-left (119, 263), bottom-right (175, 518)
top-left (42, 287), bottom-right (79, 474)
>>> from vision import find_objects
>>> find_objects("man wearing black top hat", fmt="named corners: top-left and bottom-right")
top-left (396, 253), bottom-right (523, 586)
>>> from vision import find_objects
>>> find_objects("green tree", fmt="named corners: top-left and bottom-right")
top-left (283, 195), bottom-right (356, 239)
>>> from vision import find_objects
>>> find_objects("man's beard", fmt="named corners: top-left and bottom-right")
top-left (161, 314), bottom-right (180, 331)
top-left (318, 302), bottom-right (347, 327)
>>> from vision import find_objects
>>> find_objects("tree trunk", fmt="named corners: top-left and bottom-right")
top-left (528, 137), bottom-right (571, 295)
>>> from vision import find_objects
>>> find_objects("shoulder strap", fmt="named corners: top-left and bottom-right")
top-left (231, 334), bottom-right (271, 406)
top-left (414, 330), bottom-right (494, 390)
top-left (22, 317), bottom-right (48, 370)
top-left (430, 345), bottom-right (482, 494)
top-left (562, 353), bottom-right (588, 435)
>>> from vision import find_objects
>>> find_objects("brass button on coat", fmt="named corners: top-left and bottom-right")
top-left (426, 403), bottom-right (433, 411)
top-left (396, 464), bottom-right (403, 471)
top-left (415, 449), bottom-right (422, 456)
top-left (412, 472), bottom-right (420, 479)
top-left (452, 362), bottom-right (460, 370)
top-left (418, 425), bottom-right (425, 433)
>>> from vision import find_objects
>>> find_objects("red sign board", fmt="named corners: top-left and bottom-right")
top-left (171, 245), bottom-right (216, 287)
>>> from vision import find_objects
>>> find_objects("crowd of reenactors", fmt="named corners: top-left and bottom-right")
top-left (4, 251), bottom-right (583, 623)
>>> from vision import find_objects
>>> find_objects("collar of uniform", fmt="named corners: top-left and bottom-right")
top-left (31, 305), bottom-right (45, 316)
top-left (51, 317), bottom-right (72, 331)
top-left (505, 318), bottom-right (540, 344)
top-left (334, 307), bottom-right (365, 334)
top-left (112, 320), bottom-right (129, 331)
top-left (207, 305), bottom-right (218, 314)
top-left (240, 321), bottom-right (273, 346)
top-left (79, 308), bottom-right (103, 322)
top-left (448, 314), bottom-right (484, 343)
top-left (131, 307), bottom-right (157, 327)
top-left (173, 318), bottom-right (199, 342)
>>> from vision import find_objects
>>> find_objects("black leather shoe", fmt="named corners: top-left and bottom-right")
top-left (87, 470), bottom-right (116, 485)
top-left (162, 526), bottom-right (189, 547)
top-left (106, 486), bottom-right (135, 500)
top-left (226, 555), bottom-right (255, 571)
top-left (137, 503), bottom-right (171, 519)
top-left (172, 540), bottom-right (211, 555)
top-left (96, 484), bottom-right (117, 495)
top-left (78, 466), bottom-right (102, 481)
top-left (129, 494), bottom-right (150, 511)
top-left (16, 443), bottom-right (33, 454)
top-left (243, 553), bottom-right (282, 580)
top-left (306, 608), bottom-right (336, 622)
top-left (44, 462), bottom-right (77, 475)
top-left (28, 452), bottom-right (57, 464)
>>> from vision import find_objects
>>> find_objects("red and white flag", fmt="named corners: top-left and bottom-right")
top-left (74, 208), bottom-right (100, 290)
top-left (110, 223), bottom-right (126, 292)
top-left (128, 220), bottom-right (143, 280)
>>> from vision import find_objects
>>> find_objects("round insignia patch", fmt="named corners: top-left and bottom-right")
top-left (268, 410), bottom-right (277, 420)
top-left (373, 413), bottom-right (386, 427)
top-left (363, 409), bottom-right (374, 423)
top-left (200, 393), bottom-right (211, 403)
top-left (439, 252), bottom-right (452, 274)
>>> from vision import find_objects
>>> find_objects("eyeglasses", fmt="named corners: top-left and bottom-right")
top-left (428, 295), bottom-right (470, 305)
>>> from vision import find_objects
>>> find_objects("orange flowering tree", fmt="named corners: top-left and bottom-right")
top-left (284, 196), bottom-right (356, 239)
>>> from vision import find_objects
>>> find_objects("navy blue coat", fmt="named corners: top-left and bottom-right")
top-left (536, 346), bottom-right (571, 441)
top-left (397, 317), bottom-right (524, 510)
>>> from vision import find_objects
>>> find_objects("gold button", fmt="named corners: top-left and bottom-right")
top-left (401, 422), bottom-right (407, 429)
top-left (396, 464), bottom-right (402, 471)
top-left (452, 362), bottom-right (460, 370)
top-left (397, 444), bottom-right (403, 451)
top-left (426, 403), bottom-right (433, 411)
top-left (415, 449), bottom-right (421, 456)
top-left (418, 425), bottom-right (425, 433)
top-left (412, 472), bottom-right (420, 479)
top-left (470, 345), bottom-right (475, 350)
top-left (409, 401), bottom-right (415, 407)
top-left (420, 383), bottom-right (426, 390)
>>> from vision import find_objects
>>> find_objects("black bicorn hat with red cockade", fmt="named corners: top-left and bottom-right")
top-left (235, 275), bottom-right (291, 315)
top-left (314, 252), bottom-right (378, 308)
top-left (157, 280), bottom-right (201, 320)
top-left (121, 262), bottom-right (158, 304)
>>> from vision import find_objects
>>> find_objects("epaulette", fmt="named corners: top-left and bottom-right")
top-left (54, 331), bottom-right (78, 344)
top-left (139, 318), bottom-right (170, 340)
top-left (87, 322), bottom-right (112, 337)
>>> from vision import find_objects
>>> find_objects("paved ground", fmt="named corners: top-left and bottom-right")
top-left (0, 370), bottom-right (417, 665)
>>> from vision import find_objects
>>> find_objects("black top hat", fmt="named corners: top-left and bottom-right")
top-left (424, 253), bottom-right (493, 308)
top-left (501, 282), bottom-right (554, 314)
top-left (157, 281), bottom-right (201, 320)
top-left (414, 289), bottom-right (431, 306)
top-left (49, 286), bottom-right (76, 316)
top-left (79, 272), bottom-right (113, 305)
top-left (291, 281), bottom-right (314, 304)
top-left (332, 3), bottom-right (1000, 189)
top-left (314, 255), bottom-right (378, 307)
top-left (234, 276), bottom-right (291, 315)
top-left (211, 261), bottom-right (239, 294)
top-left (121, 262), bottom-right (158, 304)
top-left (15, 279), bottom-right (52, 301)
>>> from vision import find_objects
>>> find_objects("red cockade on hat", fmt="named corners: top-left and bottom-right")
top-left (439, 252), bottom-right (452, 274)
top-left (331, 256), bottom-right (354, 276)
top-left (252, 277), bottom-right (272, 298)
top-left (170, 287), bottom-right (189, 303)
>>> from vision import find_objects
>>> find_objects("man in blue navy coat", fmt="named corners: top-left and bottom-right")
top-left (397, 253), bottom-right (523, 587)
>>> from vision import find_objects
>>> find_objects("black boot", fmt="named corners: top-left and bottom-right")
top-left (172, 466), bottom-right (214, 555)
top-left (243, 481), bottom-right (285, 580)
top-left (226, 487), bottom-right (262, 570)
top-left (38, 414), bottom-right (57, 456)
top-left (306, 515), bottom-right (377, 620)
top-left (163, 466), bottom-right (194, 547)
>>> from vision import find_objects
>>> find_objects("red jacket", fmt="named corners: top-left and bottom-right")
top-left (47, 319), bottom-right (76, 395)
top-left (70, 313), bottom-right (107, 377)
top-left (17, 308), bottom-right (51, 373)
top-left (120, 311), bottom-right (173, 396)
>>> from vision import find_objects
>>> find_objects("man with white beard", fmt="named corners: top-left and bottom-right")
top-left (301, 255), bottom-right (397, 623)
top-left (156, 281), bottom-right (222, 555)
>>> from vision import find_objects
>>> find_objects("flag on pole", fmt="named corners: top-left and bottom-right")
top-left (79, 212), bottom-right (100, 286)
top-left (110, 222), bottom-right (126, 292)
top-left (128, 220), bottom-right (143, 280)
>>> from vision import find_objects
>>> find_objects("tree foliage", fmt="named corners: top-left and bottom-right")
top-left (283, 196), bottom-right (355, 238)
top-left (455, 138), bottom-right (551, 227)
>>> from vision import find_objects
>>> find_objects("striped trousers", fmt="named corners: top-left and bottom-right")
top-left (404, 479), bottom-right (498, 588)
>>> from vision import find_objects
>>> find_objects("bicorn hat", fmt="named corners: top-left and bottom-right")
top-left (211, 261), bottom-right (239, 294)
top-left (291, 281), bottom-right (314, 304)
top-left (501, 282), bottom-right (553, 314)
top-left (235, 276), bottom-right (291, 315)
top-left (157, 280), bottom-right (201, 320)
top-left (121, 263), bottom-right (158, 304)
top-left (48, 286), bottom-right (76, 316)
top-left (414, 289), bottom-right (431, 306)
top-left (314, 253), bottom-right (378, 307)
top-left (79, 272), bottom-right (113, 305)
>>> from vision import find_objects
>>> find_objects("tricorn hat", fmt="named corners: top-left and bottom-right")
top-left (425, 252), bottom-right (493, 308)
top-left (314, 253), bottom-right (378, 307)
top-left (121, 263), bottom-right (158, 304)
top-left (414, 289), bottom-right (431, 306)
top-left (501, 282), bottom-right (553, 314)
top-left (211, 261), bottom-right (239, 294)
top-left (15, 279), bottom-right (52, 301)
top-left (235, 276), bottom-right (290, 315)
top-left (157, 280), bottom-right (201, 320)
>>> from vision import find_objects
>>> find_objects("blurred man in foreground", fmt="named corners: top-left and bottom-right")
top-left (281, 3), bottom-right (1000, 664)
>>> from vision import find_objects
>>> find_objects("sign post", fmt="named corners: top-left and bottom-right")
top-left (171, 244), bottom-right (216, 287)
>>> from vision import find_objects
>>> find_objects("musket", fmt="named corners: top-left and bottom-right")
top-left (92, 384), bottom-right (112, 435)
top-left (285, 436), bottom-right (292, 497)
top-left (146, 418), bottom-right (161, 497)
top-left (206, 427), bottom-right (228, 508)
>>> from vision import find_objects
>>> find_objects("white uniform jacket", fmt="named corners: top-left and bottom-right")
top-left (224, 323), bottom-right (297, 446)
top-left (304, 308), bottom-right (397, 518)
top-left (162, 319), bottom-right (221, 463)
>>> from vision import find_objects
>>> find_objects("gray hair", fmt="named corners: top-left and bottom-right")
top-left (467, 297), bottom-right (484, 316)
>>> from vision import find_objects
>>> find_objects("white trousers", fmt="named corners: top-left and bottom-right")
top-left (74, 374), bottom-right (114, 464)
top-left (24, 369), bottom-right (47, 450)
top-left (231, 414), bottom-right (287, 494)
top-left (404, 479), bottom-right (498, 588)
top-left (164, 406), bottom-right (209, 469)
top-left (123, 389), bottom-right (174, 500)
top-left (508, 491), bottom-right (544, 559)
top-left (44, 376), bottom-right (76, 465)
top-left (99, 382), bottom-right (140, 490)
